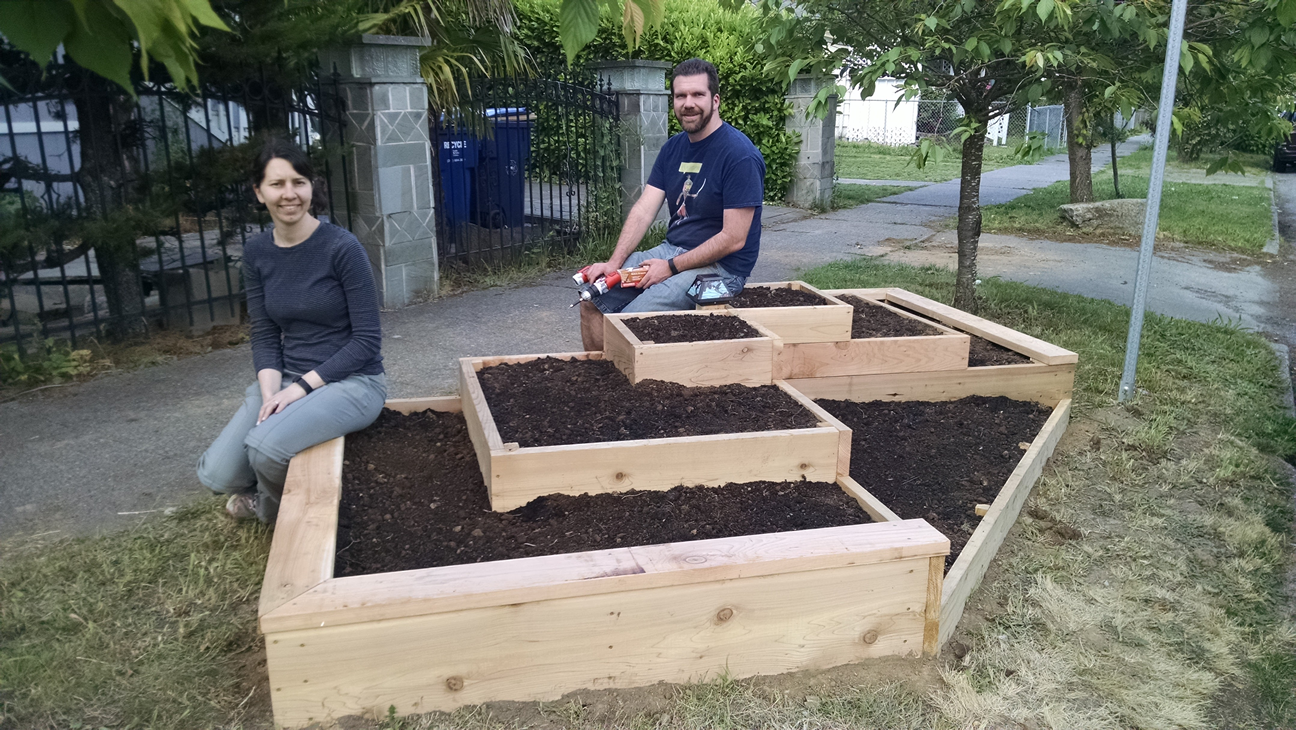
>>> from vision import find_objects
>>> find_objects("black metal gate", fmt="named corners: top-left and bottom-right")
top-left (431, 72), bottom-right (620, 268)
top-left (0, 60), bottom-right (351, 354)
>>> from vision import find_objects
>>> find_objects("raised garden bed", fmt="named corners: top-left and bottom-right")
top-left (773, 293), bottom-right (971, 379)
top-left (787, 373), bottom-right (1072, 648)
top-left (259, 396), bottom-right (949, 727)
top-left (719, 281), bottom-right (853, 344)
top-left (604, 311), bottom-right (780, 386)
top-left (461, 353), bottom-right (850, 510)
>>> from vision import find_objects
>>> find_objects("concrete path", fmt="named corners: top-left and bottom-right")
top-left (2, 137), bottom-right (1289, 541)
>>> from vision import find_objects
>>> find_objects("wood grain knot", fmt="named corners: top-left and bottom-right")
top-left (799, 463), bottom-right (809, 470)
top-left (615, 472), bottom-right (626, 481)
top-left (861, 630), bottom-right (879, 645)
top-left (445, 676), bottom-right (464, 692)
top-left (716, 607), bottom-right (734, 623)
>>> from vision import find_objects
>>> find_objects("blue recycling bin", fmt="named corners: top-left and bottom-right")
top-left (472, 107), bottom-right (533, 229)
top-left (437, 130), bottom-right (478, 228)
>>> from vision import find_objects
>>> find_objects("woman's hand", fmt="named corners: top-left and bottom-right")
top-left (257, 383), bottom-right (308, 424)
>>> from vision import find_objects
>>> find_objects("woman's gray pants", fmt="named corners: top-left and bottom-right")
top-left (197, 373), bottom-right (386, 522)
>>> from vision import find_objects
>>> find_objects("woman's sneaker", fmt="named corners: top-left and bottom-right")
top-left (225, 493), bottom-right (258, 520)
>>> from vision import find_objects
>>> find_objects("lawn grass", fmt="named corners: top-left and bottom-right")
top-left (982, 150), bottom-right (1275, 253)
top-left (831, 182), bottom-right (916, 209)
top-left (835, 140), bottom-right (1028, 182)
top-left (2, 259), bottom-right (1293, 729)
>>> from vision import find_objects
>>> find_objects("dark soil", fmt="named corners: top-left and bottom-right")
top-left (967, 337), bottom-right (1034, 367)
top-left (335, 409), bottom-right (869, 576)
top-left (623, 314), bottom-right (762, 344)
top-left (730, 286), bottom-right (827, 308)
top-left (815, 396), bottom-right (1052, 568)
top-left (478, 357), bottom-right (819, 447)
top-left (837, 295), bottom-right (943, 339)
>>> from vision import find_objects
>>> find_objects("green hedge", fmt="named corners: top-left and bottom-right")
top-left (514, 0), bottom-right (797, 200)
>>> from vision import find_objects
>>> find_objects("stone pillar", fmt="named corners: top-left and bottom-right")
top-left (593, 60), bottom-right (672, 221)
top-left (785, 75), bottom-right (838, 209)
top-left (320, 34), bottom-right (437, 307)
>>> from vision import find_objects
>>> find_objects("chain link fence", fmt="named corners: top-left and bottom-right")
top-left (836, 98), bottom-right (1067, 149)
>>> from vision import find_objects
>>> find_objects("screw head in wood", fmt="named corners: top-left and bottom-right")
top-left (716, 607), bottom-right (734, 623)
top-left (446, 676), bottom-right (464, 692)
top-left (862, 629), bottom-right (879, 644)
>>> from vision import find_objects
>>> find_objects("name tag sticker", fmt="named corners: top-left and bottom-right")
top-left (678, 162), bottom-right (703, 173)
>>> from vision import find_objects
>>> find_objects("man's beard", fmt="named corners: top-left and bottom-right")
top-left (678, 101), bottom-right (714, 133)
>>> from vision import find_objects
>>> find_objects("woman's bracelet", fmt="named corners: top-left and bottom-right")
top-left (294, 376), bottom-right (315, 395)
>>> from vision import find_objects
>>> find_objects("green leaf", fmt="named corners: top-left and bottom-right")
top-left (1179, 46), bottom-right (1193, 73)
top-left (924, 15), bottom-right (938, 31)
top-left (978, 40), bottom-right (991, 57)
top-left (1279, 0), bottom-right (1296, 27)
top-left (184, 0), bottom-right (229, 30)
top-left (0, 0), bottom-right (75, 64)
top-left (1037, 0), bottom-right (1055, 22)
top-left (1249, 25), bottom-right (1269, 48)
top-left (559, 0), bottom-right (601, 64)
top-left (1204, 155), bottom-right (1229, 176)
top-left (622, 0), bottom-right (645, 49)
top-left (62, 0), bottom-right (134, 93)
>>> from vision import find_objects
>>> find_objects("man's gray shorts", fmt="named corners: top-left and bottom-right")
top-left (591, 242), bottom-right (746, 314)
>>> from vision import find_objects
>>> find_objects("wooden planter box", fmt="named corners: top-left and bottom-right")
top-left (721, 281), bottom-right (853, 344)
top-left (785, 374), bottom-right (1072, 648)
top-left (603, 310), bottom-right (782, 386)
top-left (461, 352), bottom-right (851, 511)
top-left (774, 297), bottom-right (970, 379)
top-left (259, 395), bottom-right (950, 728)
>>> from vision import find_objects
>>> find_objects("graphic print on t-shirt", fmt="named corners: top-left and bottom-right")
top-left (673, 161), bottom-right (706, 226)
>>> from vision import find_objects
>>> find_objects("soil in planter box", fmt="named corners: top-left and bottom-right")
top-left (623, 314), bottom-right (762, 344)
top-left (336, 408), bottom-right (869, 576)
top-left (967, 337), bottom-right (1033, 367)
top-left (837, 294), bottom-right (943, 339)
top-left (478, 357), bottom-right (818, 447)
top-left (815, 396), bottom-right (1051, 567)
top-left (730, 286), bottom-right (826, 307)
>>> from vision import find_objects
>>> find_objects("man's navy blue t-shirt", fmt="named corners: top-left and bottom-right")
top-left (646, 122), bottom-right (765, 278)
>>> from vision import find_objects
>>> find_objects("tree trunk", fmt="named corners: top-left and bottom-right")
top-left (1110, 114), bottom-right (1122, 198)
top-left (97, 251), bottom-right (148, 340)
top-left (954, 123), bottom-right (986, 313)
top-left (1065, 83), bottom-right (1094, 204)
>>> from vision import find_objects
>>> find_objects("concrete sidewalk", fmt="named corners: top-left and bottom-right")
top-left (1, 135), bottom-right (1282, 541)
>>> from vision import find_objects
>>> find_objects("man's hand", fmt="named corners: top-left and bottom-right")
top-left (635, 258), bottom-right (674, 288)
top-left (582, 262), bottom-right (619, 283)
top-left (257, 383), bottom-right (308, 424)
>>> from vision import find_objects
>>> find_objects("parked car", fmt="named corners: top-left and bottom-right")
top-left (1273, 110), bottom-right (1296, 172)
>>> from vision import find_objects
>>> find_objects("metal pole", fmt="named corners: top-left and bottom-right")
top-left (1118, 0), bottom-right (1189, 402)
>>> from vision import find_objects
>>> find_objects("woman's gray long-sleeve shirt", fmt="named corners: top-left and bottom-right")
top-left (243, 223), bottom-right (384, 383)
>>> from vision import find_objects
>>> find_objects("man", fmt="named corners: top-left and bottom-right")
top-left (579, 57), bottom-right (766, 351)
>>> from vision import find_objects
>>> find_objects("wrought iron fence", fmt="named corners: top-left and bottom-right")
top-left (0, 59), bottom-right (351, 355)
top-left (431, 71), bottom-right (620, 268)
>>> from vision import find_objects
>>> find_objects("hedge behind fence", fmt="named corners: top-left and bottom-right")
top-left (514, 0), bottom-right (798, 201)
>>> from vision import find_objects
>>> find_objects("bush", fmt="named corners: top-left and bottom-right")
top-left (514, 0), bottom-right (798, 200)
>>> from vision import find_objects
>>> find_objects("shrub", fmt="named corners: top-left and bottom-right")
top-left (514, 0), bottom-right (798, 200)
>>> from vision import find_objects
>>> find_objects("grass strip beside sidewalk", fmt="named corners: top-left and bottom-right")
top-left (836, 140), bottom-right (1026, 182)
top-left (831, 183), bottom-right (917, 209)
top-left (2, 258), bottom-right (1293, 729)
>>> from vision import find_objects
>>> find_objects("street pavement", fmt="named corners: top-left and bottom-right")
top-left (2, 135), bottom-right (1288, 540)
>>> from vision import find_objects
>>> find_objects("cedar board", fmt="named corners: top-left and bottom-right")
top-left (461, 352), bottom-right (849, 511)
top-left (604, 310), bottom-right (781, 386)
top-left (723, 281), bottom-right (853, 344)
top-left (258, 395), bottom-right (949, 727)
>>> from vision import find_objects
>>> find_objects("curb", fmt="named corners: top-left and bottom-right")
top-left (1270, 342), bottom-right (1296, 418)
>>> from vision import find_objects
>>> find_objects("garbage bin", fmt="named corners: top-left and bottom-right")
top-left (472, 107), bottom-right (534, 229)
top-left (437, 128), bottom-right (478, 228)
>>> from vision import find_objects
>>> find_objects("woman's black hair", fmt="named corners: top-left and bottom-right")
top-left (251, 138), bottom-right (329, 215)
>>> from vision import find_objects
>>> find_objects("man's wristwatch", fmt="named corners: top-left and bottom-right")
top-left (668, 257), bottom-right (680, 275)
top-left (294, 376), bottom-right (315, 395)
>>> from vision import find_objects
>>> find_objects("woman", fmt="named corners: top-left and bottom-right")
top-left (197, 139), bottom-right (386, 522)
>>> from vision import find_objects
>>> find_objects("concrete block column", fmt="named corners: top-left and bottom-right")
top-left (785, 75), bottom-right (838, 209)
top-left (593, 60), bottom-right (672, 221)
top-left (320, 34), bottom-right (437, 307)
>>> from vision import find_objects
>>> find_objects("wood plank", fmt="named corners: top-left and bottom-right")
top-left (605, 311), bottom-right (781, 386)
top-left (823, 287), bottom-right (893, 301)
top-left (265, 555), bottom-right (937, 726)
top-left (777, 380), bottom-right (851, 478)
top-left (774, 334), bottom-right (971, 380)
top-left (458, 359), bottom-right (500, 490)
top-left (786, 363), bottom-right (1075, 407)
top-left (487, 427), bottom-right (842, 511)
top-left (258, 438), bottom-right (344, 621)
top-left (263, 520), bottom-right (949, 633)
top-left (728, 281), bottom-right (853, 344)
top-left (836, 475), bottom-right (902, 523)
top-left (923, 555), bottom-right (945, 657)
top-left (383, 396), bottom-right (461, 414)
top-left (883, 290), bottom-right (1078, 365)
top-left (938, 399), bottom-right (1071, 648)
top-left (602, 315), bottom-right (639, 382)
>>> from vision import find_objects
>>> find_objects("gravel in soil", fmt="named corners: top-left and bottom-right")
top-left (335, 409), bottom-right (869, 576)
top-left (478, 357), bottom-right (819, 447)
top-left (815, 396), bottom-right (1052, 568)
top-left (730, 285), bottom-right (827, 308)
top-left (837, 294), bottom-right (944, 338)
top-left (622, 313), bottom-right (762, 343)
